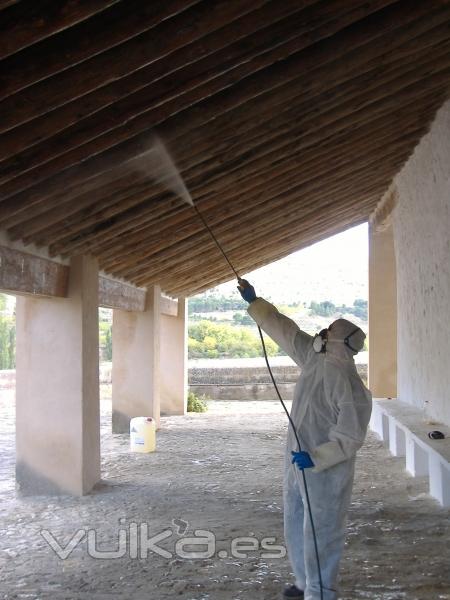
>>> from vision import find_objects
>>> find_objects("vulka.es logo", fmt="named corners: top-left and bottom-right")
top-left (40, 518), bottom-right (286, 560)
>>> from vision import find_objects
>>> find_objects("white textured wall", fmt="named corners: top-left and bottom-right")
top-left (392, 100), bottom-right (450, 425)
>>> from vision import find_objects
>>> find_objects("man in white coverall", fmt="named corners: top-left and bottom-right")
top-left (238, 279), bottom-right (372, 600)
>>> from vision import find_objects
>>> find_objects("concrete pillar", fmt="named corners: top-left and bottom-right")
top-left (368, 222), bottom-right (397, 397)
top-left (16, 256), bottom-right (100, 496)
top-left (112, 285), bottom-right (161, 432)
top-left (160, 298), bottom-right (187, 416)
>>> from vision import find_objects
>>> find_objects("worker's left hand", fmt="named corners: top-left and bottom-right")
top-left (291, 451), bottom-right (314, 470)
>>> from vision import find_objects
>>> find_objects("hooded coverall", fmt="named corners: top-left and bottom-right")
top-left (247, 298), bottom-right (372, 600)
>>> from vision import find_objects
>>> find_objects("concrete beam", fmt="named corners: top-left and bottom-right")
top-left (98, 275), bottom-right (146, 312)
top-left (160, 295), bottom-right (178, 316)
top-left (0, 245), bottom-right (148, 310)
top-left (0, 244), bottom-right (68, 297)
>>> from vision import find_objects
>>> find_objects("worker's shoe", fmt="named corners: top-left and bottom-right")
top-left (282, 584), bottom-right (304, 599)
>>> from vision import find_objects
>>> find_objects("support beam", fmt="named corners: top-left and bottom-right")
top-left (112, 285), bottom-right (161, 432)
top-left (0, 244), bottom-right (147, 308)
top-left (160, 298), bottom-right (187, 416)
top-left (0, 244), bottom-right (68, 296)
top-left (368, 218), bottom-right (397, 397)
top-left (98, 275), bottom-right (146, 312)
top-left (160, 295), bottom-right (178, 316)
top-left (15, 255), bottom-right (100, 495)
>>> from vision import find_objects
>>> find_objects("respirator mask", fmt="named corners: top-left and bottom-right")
top-left (313, 325), bottom-right (365, 354)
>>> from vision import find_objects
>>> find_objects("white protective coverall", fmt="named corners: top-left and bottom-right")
top-left (247, 298), bottom-right (372, 600)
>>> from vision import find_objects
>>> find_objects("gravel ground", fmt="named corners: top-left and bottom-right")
top-left (0, 390), bottom-right (449, 600)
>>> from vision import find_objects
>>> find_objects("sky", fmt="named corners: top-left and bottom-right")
top-left (215, 223), bottom-right (368, 306)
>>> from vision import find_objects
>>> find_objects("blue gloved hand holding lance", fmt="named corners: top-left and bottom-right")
top-left (237, 278), bottom-right (257, 303)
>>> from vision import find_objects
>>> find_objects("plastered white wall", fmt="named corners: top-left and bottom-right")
top-left (392, 100), bottom-right (450, 425)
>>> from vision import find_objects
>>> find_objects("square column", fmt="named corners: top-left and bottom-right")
top-left (16, 256), bottom-right (100, 496)
top-left (160, 298), bottom-right (187, 416)
top-left (368, 221), bottom-right (398, 397)
top-left (112, 285), bottom-right (161, 432)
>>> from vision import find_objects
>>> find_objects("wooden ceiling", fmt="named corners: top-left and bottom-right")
top-left (1, 1), bottom-right (450, 296)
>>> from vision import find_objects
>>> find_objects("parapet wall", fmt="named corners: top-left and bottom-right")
top-left (0, 363), bottom-right (368, 401)
top-left (189, 363), bottom-right (368, 401)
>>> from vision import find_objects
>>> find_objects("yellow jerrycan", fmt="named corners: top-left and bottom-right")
top-left (130, 417), bottom-right (156, 453)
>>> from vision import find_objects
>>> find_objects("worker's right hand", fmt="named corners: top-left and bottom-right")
top-left (237, 278), bottom-right (257, 303)
top-left (291, 451), bottom-right (315, 470)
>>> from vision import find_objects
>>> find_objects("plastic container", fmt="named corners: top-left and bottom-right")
top-left (130, 417), bottom-right (156, 453)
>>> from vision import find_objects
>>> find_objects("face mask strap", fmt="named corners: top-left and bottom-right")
top-left (313, 328), bottom-right (328, 353)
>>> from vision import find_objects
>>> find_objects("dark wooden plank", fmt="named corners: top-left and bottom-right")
top-left (105, 126), bottom-right (429, 280)
top-left (1, 0), bottom-right (437, 197)
top-left (0, 0), bottom-right (270, 116)
top-left (45, 90), bottom-right (437, 261)
top-left (0, 0), bottom-right (122, 60)
top-left (0, 0), bottom-right (309, 151)
top-left (0, 0), bottom-right (395, 170)
top-left (1, 0), bottom-right (445, 206)
top-left (0, 0), bottom-right (202, 99)
top-left (0, 1), bottom-right (19, 10)
top-left (24, 60), bottom-right (450, 254)
top-left (99, 110), bottom-right (436, 274)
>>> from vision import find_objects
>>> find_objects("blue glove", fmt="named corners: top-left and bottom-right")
top-left (291, 451), bottom-right (314, 470)
top-left (237, 278), bottom-right (257, 303)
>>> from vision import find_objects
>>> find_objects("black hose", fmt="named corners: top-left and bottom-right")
top-left (190, 202), bottom-right (324, 597)
top-left (257, 326), bottom-right (324, 600)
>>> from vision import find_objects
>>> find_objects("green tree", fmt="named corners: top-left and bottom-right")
top-left (8, 325), bottom-right (16, 369)
top-left (104, 326), bottom-right (112, 361)
top-left (310, 300), bottom-right (336, 317)
top-left (0, 320), bottom-right (9, 369)
top-left (188, 320), bottom-right (281, 359)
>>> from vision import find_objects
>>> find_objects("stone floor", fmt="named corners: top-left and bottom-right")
top-left (0, 391), bottom-right (449, 600)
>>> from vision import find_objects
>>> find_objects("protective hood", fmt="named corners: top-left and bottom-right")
top-left (326, 318), bottom-right (366, 362)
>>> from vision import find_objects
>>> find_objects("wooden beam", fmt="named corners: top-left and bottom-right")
top-left (116, 140), bottom-right (418, 285)
top-left (123, 135), bottom-right (426, 288)
top-left (0, 1), bottom-right (19, 10)
top-left (160, 198), bottom-right (381, 295)
top-left (11, 35), bottom-right (448, 250)
top-left (0, 0), bottom-right (395, 176)
top-left (98, 111), bottom-right (433, 275)
top-left (0, 0), bottom-right (270, 126)
top-left (0, 0), bottom-right (122, 60)
top-left (98, 275), bottom-right (146, 312)
top-left (0, 0), bottom-right (310, 155)
top-left (1, 11), bottom-right (447, 235)
top-left (0, 0), bottom-right (439, 199)
top-left (39, 67), bottom-right (450, 257)
top-left (0, 0), bottom-right (202, 99)
top-left (50, 45), bottom-right (448, 262)
top-left (0, 245), bottom-right (69, 297)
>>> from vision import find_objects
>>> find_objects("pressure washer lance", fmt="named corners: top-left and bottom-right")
top-left (191, 202), bottom-right (324, 600)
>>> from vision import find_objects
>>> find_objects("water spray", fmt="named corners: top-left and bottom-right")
top-left (149, 135), bottom-right (324, 600)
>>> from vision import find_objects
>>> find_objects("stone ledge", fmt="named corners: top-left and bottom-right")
top-left (370, 398), bottom-right (450, 507)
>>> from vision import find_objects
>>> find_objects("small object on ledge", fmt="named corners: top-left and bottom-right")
top-left (428, 430), bottom-right (445, 440)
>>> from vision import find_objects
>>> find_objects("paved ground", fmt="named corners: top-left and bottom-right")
top-left (0, 391), bottom-right (449, 600)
